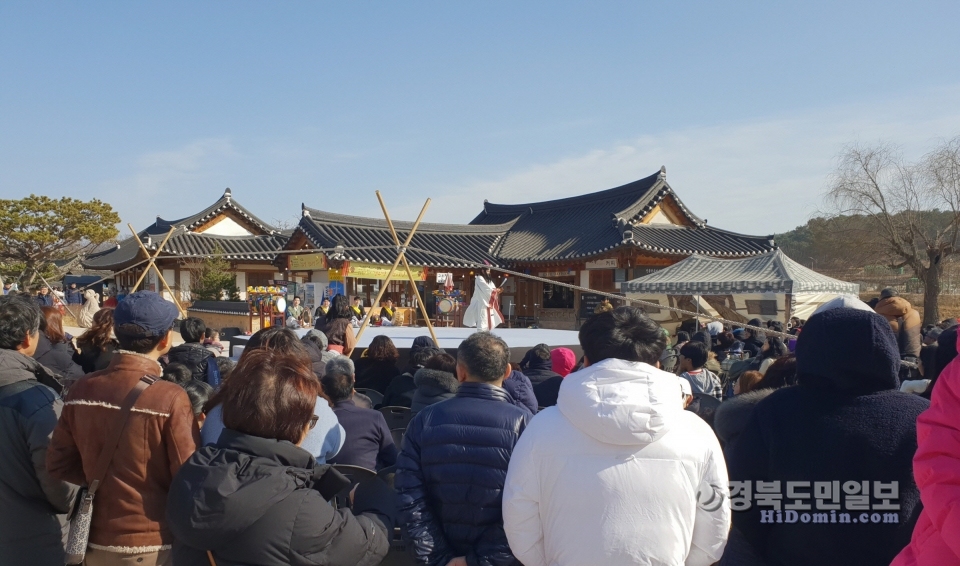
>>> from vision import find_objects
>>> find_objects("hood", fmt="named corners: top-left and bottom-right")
top-left (713, 389), bottom-right (775, 444)
top-left (557, 358), bottom-right (683, 446)
top-left (166, 429), bottom-right (315, 549)
top-left (875, 296), bottom-right (912, 318)
top-left (413, 368), bottom-right (459, 394)
top-left (411, 336), bottom-right (434, 352)
top-left (551, 348), bottom-right (576, 377)
top-left (796, 308), bottom-right (900, 393)
top-left (520, 351), bottom-right (553, 373)
top-left (302, 329), bottom-right (329, 350)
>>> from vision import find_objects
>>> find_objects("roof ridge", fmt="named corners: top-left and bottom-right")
top-left (302, 207), bottom-right (517, 234)
top-left (479, 170), bottom-right (662, 215)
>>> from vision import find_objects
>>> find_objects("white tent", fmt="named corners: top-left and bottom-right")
top-left (622, 250), bottom-right (859, 329)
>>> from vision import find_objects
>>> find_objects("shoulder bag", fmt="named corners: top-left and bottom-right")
top-left (65, 375), bottom-right (157, 565)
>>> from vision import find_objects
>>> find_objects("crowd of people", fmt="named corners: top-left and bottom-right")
top-left (2, 285), bottom-right (960, 566)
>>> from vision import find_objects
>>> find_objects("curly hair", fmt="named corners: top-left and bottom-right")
top-left (365, 335), bottom-right (399, 362)
top-left (76, 308), bottom-right (117, 352)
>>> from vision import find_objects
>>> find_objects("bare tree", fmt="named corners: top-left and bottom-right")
top-left (827, 137), bottom-right (960, 324)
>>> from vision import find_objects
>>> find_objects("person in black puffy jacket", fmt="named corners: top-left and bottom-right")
top-left (166, 348), bottom-right (393, 566)
top-left (396, 332), bottom-right (530, 566)
top-left (165, 317), bottom-right (218, 386)
top-left (410, 352), bottom-right (459, 413)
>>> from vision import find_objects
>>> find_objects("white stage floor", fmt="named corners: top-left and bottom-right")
top-left (230, 326), bottom-right (582, 362)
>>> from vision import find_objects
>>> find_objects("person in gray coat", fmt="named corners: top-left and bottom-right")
top-left (0, 295), bottom-right (78, 566)
top-left (411, 353), bottom-right (459, 413)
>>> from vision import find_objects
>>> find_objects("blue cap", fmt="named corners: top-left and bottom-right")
top-left (732, 328), bottom-right (745, 337)
top-left (113, 291), bottom-right (178, 336)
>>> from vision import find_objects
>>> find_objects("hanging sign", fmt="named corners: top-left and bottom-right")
top-left (585, 258), bottom-right (619, 270)
top-left (289, 253), bottom-right (326, 271)
top-left (348, 261), bottom-right (426, 281)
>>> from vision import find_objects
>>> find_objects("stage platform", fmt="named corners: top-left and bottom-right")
top-left (230, 326), bottom-right (582, 363)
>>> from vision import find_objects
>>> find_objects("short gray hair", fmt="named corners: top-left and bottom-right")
top-left (325, 356), bottom-right (355, 378)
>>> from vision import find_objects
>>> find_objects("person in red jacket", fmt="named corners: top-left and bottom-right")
top-left (892, 330), bottom-right (960, 565)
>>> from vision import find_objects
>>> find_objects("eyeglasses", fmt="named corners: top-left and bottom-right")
top-left (309, 415), bottom-right (320, 430)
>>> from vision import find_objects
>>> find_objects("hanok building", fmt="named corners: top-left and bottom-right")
top-left (285, 168), bottom-right (776, 329)
top-left (82, 189), bottom-right (289, 301)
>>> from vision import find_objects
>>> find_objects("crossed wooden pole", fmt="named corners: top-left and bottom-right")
top-left (354, 195), bottom-right (440, 347)
top-left (128, 224), bottom-right (188, 318)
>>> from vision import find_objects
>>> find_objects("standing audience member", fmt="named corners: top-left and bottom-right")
top-left (874, 288), bottom-right (922, 358)
top-left (893, 328), bottom-right (960, 565)
top-left (322, 357), bottom-right (398, 471)
top-left (180, 379), bottom-right (213, 429)
top-left (355, 335), bottom-right (401, 394)
top-left (397, 332), bottom-right (530, 566)
top-left (166, 348), bottom-right (393, 566)
top-left (202, 327), bottom-right (345, 464)
top-left (47, 292), bottom-right (200, 566)
top-left (165, 317), bottom-right (220, 387)
top-left (73, 308), bottom-right (119, 373)
top-left (726, 308), bottom-right (929, 566)
top-left (678, 341), bottom-right (723, 400)
top-left (503, 307), bottom-right (729, 566)
top-left (35, 285), bottom-right (54, 307)
top-left (214, 357), bottom-right (236, 382)
top-left (33, 306), bottom-right (84, 382)
top-left (161, 362), bottom-right (192, 386)
top-left (65, 282), bottom-right (83, 305)
top-left (318, 294), bottom-right (357, 356)
top-left (410, 352), bottom-right (459, 413)
top-left (202, 328), bottom-right (224, 356)
top-left (550, 347), bottom-right (576, 377)
top-left (0, 295), bottom-right (78, 566)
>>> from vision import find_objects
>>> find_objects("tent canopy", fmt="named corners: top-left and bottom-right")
top-left (623, 250), bottom-right (859, 295)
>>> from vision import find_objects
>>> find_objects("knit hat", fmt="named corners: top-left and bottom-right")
top-left (706, 321), bottom-right (723, 336)
top-left (796, 308), bottom-right (900, 393)
top-left (550, 347), bottom-right (576, 377)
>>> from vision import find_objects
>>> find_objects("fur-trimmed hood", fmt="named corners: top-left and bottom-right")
top-left (713, 388), bottom-right (776, 446)
top-left (413, 368), bottom-right (459, 394)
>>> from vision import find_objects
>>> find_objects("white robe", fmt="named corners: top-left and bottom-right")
top-left (462, 275), bottom-right (503, 331)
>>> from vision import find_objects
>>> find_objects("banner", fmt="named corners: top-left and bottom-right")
top-left (348, 261), bottom-right (426, 281)
top-left (289, 253), bottom-right (326, 271)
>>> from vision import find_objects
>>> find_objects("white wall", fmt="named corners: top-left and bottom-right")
top-left (235, 272), bottom-right (246, 300)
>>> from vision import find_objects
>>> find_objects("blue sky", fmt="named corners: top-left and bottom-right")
top-left (2, 1), bottom-right (959, 236)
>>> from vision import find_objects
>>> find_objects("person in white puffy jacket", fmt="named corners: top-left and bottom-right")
top-left (502, 306), bottom-right (730, 566)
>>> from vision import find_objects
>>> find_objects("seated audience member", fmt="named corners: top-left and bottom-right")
top-left (382, 339), bottom-right (437, 408)
top-left (0, 295), bottom-right (78, 566)
top-left (735, 370), bottom-right (764, 395)
top-left (756, 336), bottom-right (787, 374)
top-left (301, 330), bottom-right (339, 379)
top-left (33, 306), bottom-right (83, 382)
top-left (519, 344), bottom-right (561, 386)
top-left (678, 341), bottom-right (723, 400)
top-left (166, 317), bottom-right (220, 387)
top-left (726, 308), bottom-right (929, 566)
top-left (893, 327), bottom-right (960, 565)
top-left (713, 331), bottom-right (739, 363)
top-left (202, 327), bottom-right (345, 464)
top-left (503, 307), bottom-right (729, 566)
top-left (503, 368), bottom-right (538, 414)
top-left (397, 332), bottom-right (530, 566)
top-left (72, 307), bottom-right (118, 373)
top-left (410, 353), bottom-right (459, 413)
top-left (740, 326), bottom-right (765, 358)
top-left (322, 357), bottom-right (398, 471)
top-left (550, 347), bottom-right (576, 377)
top-left (166, 348), bottom-right (393, 566)
top-left (181, 379), bottom-right (213, 429)
top-left (354, 335), bottom-right (401, 394)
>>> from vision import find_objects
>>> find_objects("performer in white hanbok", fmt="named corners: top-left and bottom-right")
top-left (462, 264), bottom-right (504, 331)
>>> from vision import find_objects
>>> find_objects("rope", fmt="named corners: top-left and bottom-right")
top-left (404, 245), bottom-right (794, 340)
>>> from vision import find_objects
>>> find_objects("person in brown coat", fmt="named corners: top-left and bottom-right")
top-left (874, 288), bottom-right (922, 358)
top-left (47, 292), bottom-right (199, 566)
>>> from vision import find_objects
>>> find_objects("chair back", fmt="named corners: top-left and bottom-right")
top-left (390, 428), bottom-right (405, 448)
top-left (379, 405), bottom-right (414, 430)
top-left (356, 388), bottom-right (384, 407)
top-left (330, 464), bottom-right (377, 510)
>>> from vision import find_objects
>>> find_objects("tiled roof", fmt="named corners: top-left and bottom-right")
top-left (82, 228), bottom-right (288, 269)
top-left (148, 188), bottom-right (279, 236)
top-left (296, 208), bottom-right (514, 267)
top-left (470, 168), bottom-right (772, 261)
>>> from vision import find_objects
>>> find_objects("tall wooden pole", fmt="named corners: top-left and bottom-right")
top-left (128, 225), bottom-right (187, 318)
top-left (355, 199), bottom-right (431, 343)
top-left (376, 191), bottom-right (440, 347)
